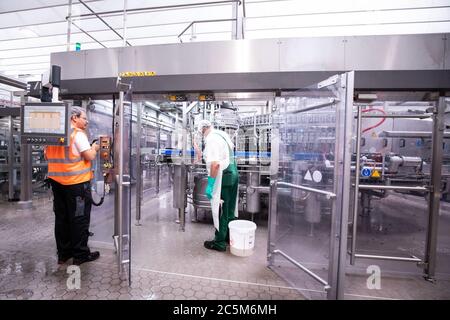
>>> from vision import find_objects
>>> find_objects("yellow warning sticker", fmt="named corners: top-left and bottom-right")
top-left (371, 170), bottom-right (381, 178)
top-left (119, 71), bottom-right (156, 77)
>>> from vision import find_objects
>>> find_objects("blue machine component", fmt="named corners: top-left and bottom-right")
top-left (160, 149), bottom-right (195, 156)
top-left (235, 151), bottom-right (271, 158)
top-left (160, 149), bottom-right (272, 159)
top-left (293, 152), bottom-right (322, 161)
top-left (361, 167), bottom-right (372, 177)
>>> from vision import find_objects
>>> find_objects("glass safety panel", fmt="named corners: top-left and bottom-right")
top-left (269, 73), bottom-right (353, 300)
top-left (437, 98), bottom-right (450, 277)
top-left (87, 100), bottom-right (115, 244)
top-left (346, 96), bottom-right (450, 299)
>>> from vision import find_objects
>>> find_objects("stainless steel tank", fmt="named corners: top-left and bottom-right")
top-left (246, 171), bottom-right (260, 214)
top-left (193, 174), bottom-right (211, 209)
top-left (305, 193), bottom-right (321, 224)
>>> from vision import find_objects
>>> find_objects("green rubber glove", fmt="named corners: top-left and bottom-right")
top-left (205, 176), bottom-right (216, 200)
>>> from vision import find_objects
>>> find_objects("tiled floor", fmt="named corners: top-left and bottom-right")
top-left (1, 190), bottom-right (450, 300)
top-left (0, 193), bottom-right (304, 300)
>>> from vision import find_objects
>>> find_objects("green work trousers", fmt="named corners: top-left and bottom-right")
top-left (213, 162), bottom-right (239, 250)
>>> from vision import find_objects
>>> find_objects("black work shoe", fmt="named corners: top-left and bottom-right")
top-left (204, 240), bottom-right (226, 252)
top-left (58, 256), bottom-right (72, 264)
top-left (73, 251), bottom-right (100, 265)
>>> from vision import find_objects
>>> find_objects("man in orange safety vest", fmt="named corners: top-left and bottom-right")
top-left (45, 106), bottom-right (100, 266)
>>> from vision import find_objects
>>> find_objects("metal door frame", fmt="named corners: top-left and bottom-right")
top-left (114, 88), bottom-right (132, 283)
top-left (267, 72), bottom-right (354, 300)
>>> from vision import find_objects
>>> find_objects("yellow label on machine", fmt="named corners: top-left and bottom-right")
top-left (119, 71), bottom-right (156, 77)
top-left (371, 170), bottom-right (381, 178)
top-left (168, 95), bottom-right (187, 101)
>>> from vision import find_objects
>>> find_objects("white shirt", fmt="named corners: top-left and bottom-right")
top-left (71, 130), bottom-right (91, 157)
top-left (203, 129), bottom-right (233, 174)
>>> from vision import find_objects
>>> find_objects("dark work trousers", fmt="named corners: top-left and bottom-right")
top-left (50, 179), bottom-right (92, 260)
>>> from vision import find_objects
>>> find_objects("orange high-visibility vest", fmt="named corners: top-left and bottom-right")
top-left (46, 128), bottom-right (93, 185)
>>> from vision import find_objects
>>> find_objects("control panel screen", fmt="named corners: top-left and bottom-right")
top-left (23, 104), bottom-right (66, 134)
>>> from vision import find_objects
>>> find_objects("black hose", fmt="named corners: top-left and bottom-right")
top-left (89, 138), bottom-right (106, 207)
top-left (91, 174), bottom-right (106, 207)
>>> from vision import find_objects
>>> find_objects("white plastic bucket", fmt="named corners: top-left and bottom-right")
top-left (228, 220), bottom-right (257, 257)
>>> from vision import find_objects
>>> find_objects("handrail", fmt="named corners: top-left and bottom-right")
top-left (72, 1), bottom-right (242, 18)
top-left (357, 184), bottom-right (428, 191)
top-left (352, 253), bottom-right (422, 263)
top-left (277, 181), bottom-right (336, 199)
top-left (178, 18), bottom-right (236, 42)
top-left (273, 249), bottom-right (330, 291)
top-left (287, 98), bottom-right (339, 114)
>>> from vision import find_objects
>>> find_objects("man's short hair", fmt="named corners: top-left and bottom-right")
top-left (71, 106), bottom-right (85, 119)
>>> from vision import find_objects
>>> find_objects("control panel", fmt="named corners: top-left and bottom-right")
top-left (98, 135), bottom-right (113, 182)
top-left (21, 102), bottom-right (69, 146)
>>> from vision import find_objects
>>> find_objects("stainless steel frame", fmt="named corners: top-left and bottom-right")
top-left (114, 90), bottom-right (132, 282)
top-left (329, 72), bottom-right (354, 300)
top-left (424, 97), bottom-right (448, 281)
top-left (135, 101), bottom-right (142, 225)
top-left (8, 114), bottom-right (14, 201)
top-left (52, 34), bottom-right (449, 91)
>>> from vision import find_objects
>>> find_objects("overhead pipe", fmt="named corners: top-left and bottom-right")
top-left (72, 1), bottom-right (242, 18)
top-left (78, 0), bottom-right (132, 46)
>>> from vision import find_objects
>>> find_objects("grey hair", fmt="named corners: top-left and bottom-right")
top-left (71, 106), bottom-right (86, 119)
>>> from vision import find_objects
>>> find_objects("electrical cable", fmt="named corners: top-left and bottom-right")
top-left (361, 107), bottom-right (387, 133)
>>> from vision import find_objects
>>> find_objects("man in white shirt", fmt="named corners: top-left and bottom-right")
top-left (198, 120), bottom-right (239, 252)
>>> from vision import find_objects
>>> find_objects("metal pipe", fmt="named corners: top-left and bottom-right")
top-left (287, 98), bottom-right (339, 114)
top-left (0, 75), bottom-right (26, 90)
top-left (277, 181), bottom-right (336, 198)
top-left (186, 101), bottom-right (198, 114)
top-left (135, 102), bottom-right (142, 225)
top-left (178, 18), bottom-right (236, 41)
top-left (156, 111), bottom-right (161, 194)
top-left (358, 184), bottom-right (427, 191)
top-left (354, 253), bottom-right (422, 262)
top-left (117, 91), bottom-right (124, 273)
top-left (424, 97), bottom-right (447, 281)
top-left (267, 125), bottom-right (279, 267)
top-left (248, 185), bottom-right (270, 192)
top-left (78, 0), bottom-right (132, 46)
top-left (350, 105), bottom-right (363, 265)
top-left (122, 0), bottom-right (128, 47)
top-left (74, 1), bottom-right (241, 18)
top-left (8, 113), bottom-right (14, 201)
top-left (66, 0), bottom-right (72, 51)
top-left (71, 21), bottom-right (107, 48)
top-left (273, 249), bottom-right (330, 290)
top-left (360, 114), bottom-right (433, 119)
top-left (179, 102), bottom-right (188, 232)
top-left (253, 114), bottom-right (260, 141)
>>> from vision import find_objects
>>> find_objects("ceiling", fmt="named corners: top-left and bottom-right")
top-left (0, 0), bottom-right (449, 96)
